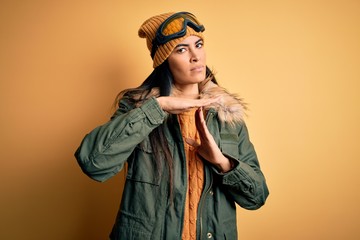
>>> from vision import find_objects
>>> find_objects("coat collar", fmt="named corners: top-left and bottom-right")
top-left (170, 78), bottom-right (247, 125)
top-left (198, 79), bottom-right (247, 125)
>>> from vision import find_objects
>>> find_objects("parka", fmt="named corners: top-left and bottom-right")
top-left (75, 80), bottom-right (269, 240)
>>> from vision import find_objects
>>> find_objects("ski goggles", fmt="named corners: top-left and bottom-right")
top-left (151, 12), bottom-right (205, 58)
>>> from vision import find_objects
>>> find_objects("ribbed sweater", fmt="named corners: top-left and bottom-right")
top-left (177, 108), bottom-right (205, 240)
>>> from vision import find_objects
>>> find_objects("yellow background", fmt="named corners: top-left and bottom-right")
top-left (1, 0), bottom-right (359, 239)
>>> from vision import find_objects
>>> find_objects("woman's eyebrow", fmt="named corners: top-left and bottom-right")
top-left (175, 43), bottom-right (189, 48)
top-left (195, 39), bottom-right (203, 44)
top-left (175, 39), bottom-right (203, 48)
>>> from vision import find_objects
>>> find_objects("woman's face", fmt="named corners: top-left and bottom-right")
top-left (168, 36), bottom-right (206, 89)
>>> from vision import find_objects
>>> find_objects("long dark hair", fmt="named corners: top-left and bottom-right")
top-left (114, 60), bottom-right (217, 200)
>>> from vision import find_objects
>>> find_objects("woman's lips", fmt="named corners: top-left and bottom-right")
top-left (191, 65), bottom-right (204, 72)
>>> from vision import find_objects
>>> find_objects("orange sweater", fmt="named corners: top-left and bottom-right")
top-left (177, 108), bottom-right (204, 240)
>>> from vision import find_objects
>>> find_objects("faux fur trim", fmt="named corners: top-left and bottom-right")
top-left (199, 79), bottom-right (247, 125)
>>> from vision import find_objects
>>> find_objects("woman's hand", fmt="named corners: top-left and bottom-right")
top-left (185, 107), bottom-right (234, 173)
top-left (156, 96), bottom-right (219, 114)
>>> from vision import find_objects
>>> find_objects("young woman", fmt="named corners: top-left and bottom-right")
top-left (75, 11), bottom-right (269, 240)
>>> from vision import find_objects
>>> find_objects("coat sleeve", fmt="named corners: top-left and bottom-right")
top-left (214, 122), bottom-right (269, 210)
top-left (74, 97), bottom-right (167, 182)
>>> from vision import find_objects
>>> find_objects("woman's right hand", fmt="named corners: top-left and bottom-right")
top-left (156, 96), bottom-right (219, 114)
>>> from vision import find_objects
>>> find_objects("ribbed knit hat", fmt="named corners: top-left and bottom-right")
top-left (138, 12), bottom-right (205, 68)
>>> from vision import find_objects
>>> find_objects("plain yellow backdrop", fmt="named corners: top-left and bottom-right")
top-left (1, 0), bottom-right (359, 239)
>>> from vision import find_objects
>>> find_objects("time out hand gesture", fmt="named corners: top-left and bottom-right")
top-left (156, 96), bottom-right (219, 114)
top-left (185, 107), bottom-right (233, 173)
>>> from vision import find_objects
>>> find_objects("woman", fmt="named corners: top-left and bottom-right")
top-left (75, 11), bottom-right (269, 240)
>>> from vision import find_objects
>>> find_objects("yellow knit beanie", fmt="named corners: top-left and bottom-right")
top-left (138, 12), bottom-right (205, 68)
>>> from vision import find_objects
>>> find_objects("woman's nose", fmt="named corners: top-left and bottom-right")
top-left (190, 51), bottom-right (199, 62)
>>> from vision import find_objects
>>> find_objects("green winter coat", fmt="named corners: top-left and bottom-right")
top-left (75, 81), bottom-right (269, 240)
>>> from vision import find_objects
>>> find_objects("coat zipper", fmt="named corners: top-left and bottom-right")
top-left (199, 173), bottom-right (213, 239)
top-left (199, 110), bottom-right (214, 239)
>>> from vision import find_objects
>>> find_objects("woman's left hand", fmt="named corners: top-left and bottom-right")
top-left (185, 107), bottom-right (233, 173)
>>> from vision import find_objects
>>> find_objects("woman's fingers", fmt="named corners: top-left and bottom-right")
top-left (195, 107), bottom-right (209, 137)
top-left (185, 137), bottom-right (200, 148)
top-left (196, 96), bottom-right (220, 108)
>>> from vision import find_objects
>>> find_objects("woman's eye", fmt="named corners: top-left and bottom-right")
top-left (196, 42), bottom-right (203, 48)
top-left (177, 48), bottom-right (186, 53)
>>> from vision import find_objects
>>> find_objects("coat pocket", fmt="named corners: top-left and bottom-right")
top-left (126, 139), bottom-right (161, 186)
top-left (222, 217), bottom-right (238, 240)
top-left (111, 210), bottom-right (153, 240)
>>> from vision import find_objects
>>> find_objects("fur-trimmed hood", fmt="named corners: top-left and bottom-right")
top-left (170, 78), bottom-right (247, 125)
top-left (198, 79), bottom-right (247, 125)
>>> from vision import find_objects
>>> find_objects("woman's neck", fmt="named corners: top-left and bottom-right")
top-left (172, 83), bottom-right (199, 99)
